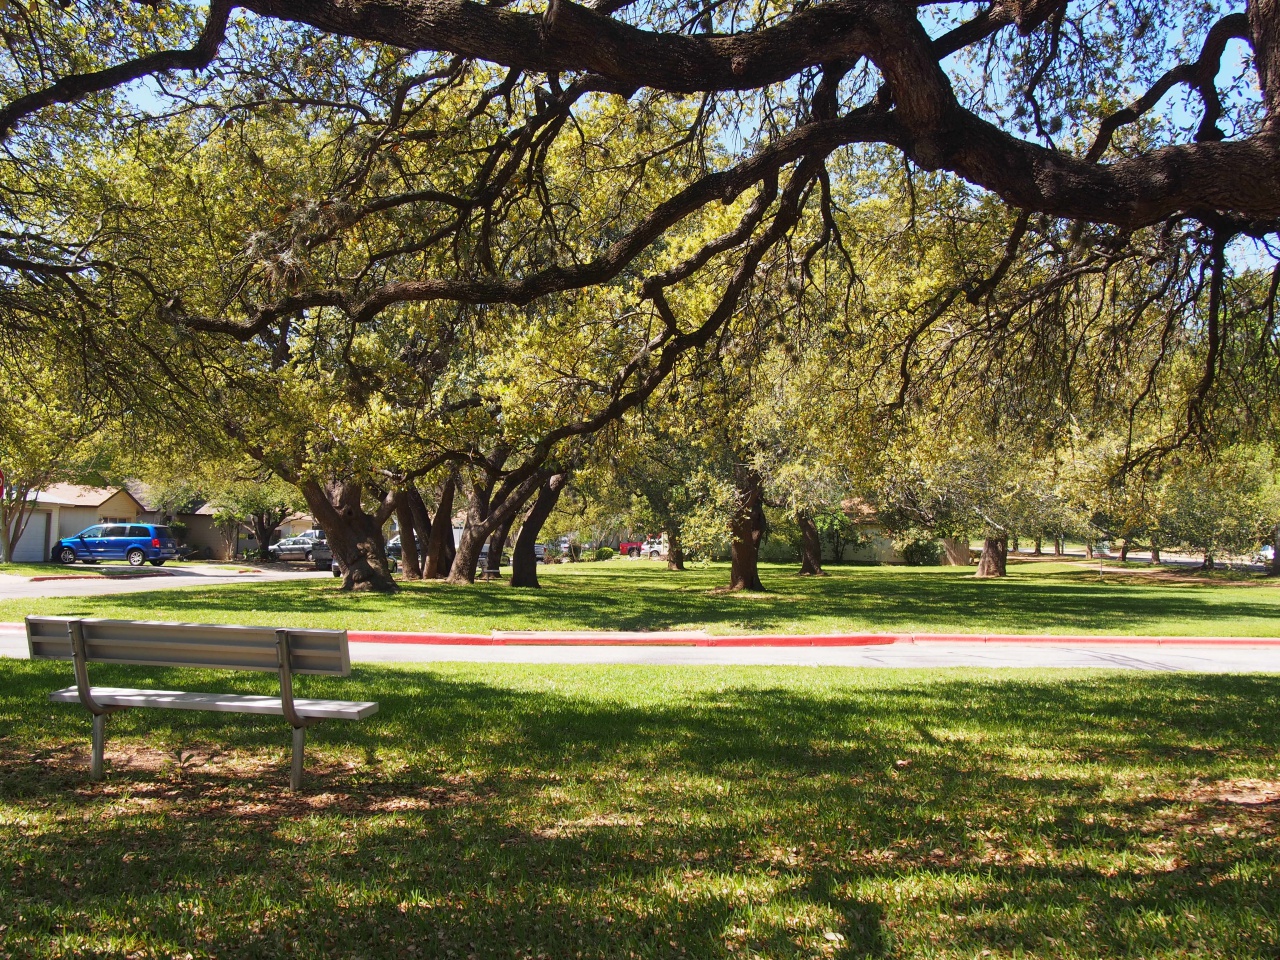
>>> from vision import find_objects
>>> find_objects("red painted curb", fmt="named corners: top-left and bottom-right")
top-left (345, 630), bottom-right (1280, 647)
top-left (3, 623), bottom-right (1277, 647)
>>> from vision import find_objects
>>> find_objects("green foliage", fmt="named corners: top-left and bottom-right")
top-left (593, 546), bottom-right (615, 561)
top-left (898, 537), bottom-right (942, 566)
top-left (1155, 446), bottom-right (1280, 564)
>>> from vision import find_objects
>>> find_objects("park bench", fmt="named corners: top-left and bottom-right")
top-left (26, 616), bottom-right (378, 789)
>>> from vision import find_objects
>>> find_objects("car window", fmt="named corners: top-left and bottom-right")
top-left (78, 525), bottom-right (104, 538)
top-left (128, 525), bottom-right (150, 537)
top-left (154, 526), bottom-right (172, 539)
top-left (102, 525), bottom-right (128, 537)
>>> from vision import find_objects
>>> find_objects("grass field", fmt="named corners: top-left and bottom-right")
top-left (2, 661), bottom-right (1278, 958)
top-left (2, 561), bottom-right (1279, 637)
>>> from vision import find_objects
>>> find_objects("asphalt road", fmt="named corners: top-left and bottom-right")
top-left (0, 563), bottom-right (329, 601)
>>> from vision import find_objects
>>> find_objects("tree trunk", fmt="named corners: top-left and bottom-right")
top-left (666, 521), bottom-right (686, 571)
top-left (975, 537), bottom-right (1008, 578)
top-left (1085, 542), bottom-right (1094, 559)
top-left (447, 467), bottom-right (548, 584)
top-left (797, 509), bottom-right (824, 575)
top-left (1054, 536), bottom-right (1063, 556)
top-left (299, 479), bottom-right (397, 592)
top-left (451, 518), bottom-right (487, 584)
top-left (483, 514), bottom-right (514, 580)
top-left (728, 465), bottom-right (766, 591)
top-left (1033, 536), bottom-right (1042, 556)
top-left (1204, 551), bottom-right (1215, 570)
top-left (1119, 539), bottom-right (1130, 562)
top-left (249, 510), bottom-right (285, 560)
top-left (0, 482), bottom-right (40, 564)
top-left (394, 497), bottom-right (422, 579)
top-left (423, 470), bottom-right (457, 579)
top-left (511, 473), bottom-right (567, 588)
top-left (1269, 524), bottom-right (1280, 576)
top-left (1151, 541), bottom-right (1162, 564)
top-left (406, 485), bottom-right (433, 565)
top-left (1010, 534), bottom-right (1019, 554)
top-left (941, 537), bottom-right (970, 566)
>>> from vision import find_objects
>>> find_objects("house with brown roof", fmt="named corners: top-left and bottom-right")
top-left (7, 484), bottom-right (148, 562)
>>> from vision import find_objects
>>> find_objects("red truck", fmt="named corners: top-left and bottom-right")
top-left (619, 538), bottom-right (665, 559)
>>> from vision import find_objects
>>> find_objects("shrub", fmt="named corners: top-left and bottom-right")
top-left (594, 546), bottom-right (615, 561)
top-left (901, 538), bottom-right (942, 566)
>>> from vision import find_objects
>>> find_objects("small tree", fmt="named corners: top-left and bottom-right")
top-left (0, 375), bottom-right (100, 564)
top-left (1156, 447), bottom-right (1280, 568)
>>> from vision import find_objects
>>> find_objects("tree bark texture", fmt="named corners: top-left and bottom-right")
top-left (394, 497), bottom-right (422, 579)
top-left (250, 507), bottom-right (288, 560)
top-left (1119, 539), bottom-right (1130, 562)
top-left (511, 473), bottom-right (567, 588)
top-left (483, 515), bottom-right (514, 579)
top-left (941, 537), bottom-right (970, 566)
top-left (299, 479), bottom-right (397, 592)
top-left (666, 523), bottom-right (686, 571)
top-left (423, 471), bottom-right (457, 579)
top-left (728, 465), bottom-right (766, 591)
top-left (448, 466), bottom-right (550, 584)
top-left (975, 537), bottom-right (1008, 578)
top-left (406, 485), bottom-right (434, 568)
top-left (1271, 524), bottom-right (1280, 576)
top-left (797, 509), bottom-right (825, 576)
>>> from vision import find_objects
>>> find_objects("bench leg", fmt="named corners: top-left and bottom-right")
top-left (290, 725), bottom-right (306, 790)
top-left (91, 713), bottom-right (108, 780)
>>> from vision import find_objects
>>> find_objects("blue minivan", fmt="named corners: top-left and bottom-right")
top-left (53, 523), bottom-right (179, 567)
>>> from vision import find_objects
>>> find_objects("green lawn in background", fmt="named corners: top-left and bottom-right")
top-left (2, 661), bottom-right (1278, 958)
top-left (2, 560), bottom-right (1279, 637)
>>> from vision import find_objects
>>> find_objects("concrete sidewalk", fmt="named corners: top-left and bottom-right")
top-left (3, 622), bottom-right (1279, 671)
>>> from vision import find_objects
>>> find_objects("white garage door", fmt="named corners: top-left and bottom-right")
top-left (11, 510), bottom-right (51, 562)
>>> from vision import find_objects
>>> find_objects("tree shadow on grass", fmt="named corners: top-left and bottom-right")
top-left (2, 663), bottom-right (1279, 957)
top-left (17, 563), bottom-right (1280, 636)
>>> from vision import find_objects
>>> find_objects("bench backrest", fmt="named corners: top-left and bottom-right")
top-left (26, 617), bottom-right (351, 676)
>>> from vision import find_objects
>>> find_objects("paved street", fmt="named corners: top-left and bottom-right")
top-left (2, 621), bottom-right (1278, 670)
top-left (0, 564), bottom-right (329, 601)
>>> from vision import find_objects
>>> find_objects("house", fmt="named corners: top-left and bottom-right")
top-left (7, 484), bottom-right (149, 562)
top-left (11, 482), bottom-right (321, 563)
top-left (124, 482), bottom-right (317, 560)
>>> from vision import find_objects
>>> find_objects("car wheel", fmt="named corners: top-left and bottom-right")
top-left (58, 546), bottom-right (78, 565)
top-left (127, 548), bottom-right (145, 566)
top-left (650, 550), bottom-right (659, 559)
top-left (304, 550), bottom-right (313, 562)
top-left (628, 547), bottom-right (640, 557)
top-left (150, 560), bottom-right (166, 567)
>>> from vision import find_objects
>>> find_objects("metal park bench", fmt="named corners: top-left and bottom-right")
top-left (26, 616), bottom-right (378, 789)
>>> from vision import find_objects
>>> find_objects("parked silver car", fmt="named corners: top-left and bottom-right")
top-left (268, 536), bottom-right (321, 562)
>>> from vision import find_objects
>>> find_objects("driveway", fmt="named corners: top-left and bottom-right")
top-left (0, 563), bottom-right (329, 601)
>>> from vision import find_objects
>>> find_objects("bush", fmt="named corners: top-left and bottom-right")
top-left (901, 539), bottom-right (942, 566)
top-left (594, 546), bottom-right (615, 561)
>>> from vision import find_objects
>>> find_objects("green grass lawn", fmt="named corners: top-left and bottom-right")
top-left (2, 661), bottom-right (1278, 958)
top-left (3, 561), bottom-right (1279, 637)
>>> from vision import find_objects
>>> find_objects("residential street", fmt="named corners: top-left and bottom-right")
top-left (0, 564), bottom-right (329, 601)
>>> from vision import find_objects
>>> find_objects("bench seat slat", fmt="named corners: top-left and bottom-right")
top-left (26, 616), bottom-right (350, 675)
top-left (49, 686), bottom-right (379, 721)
